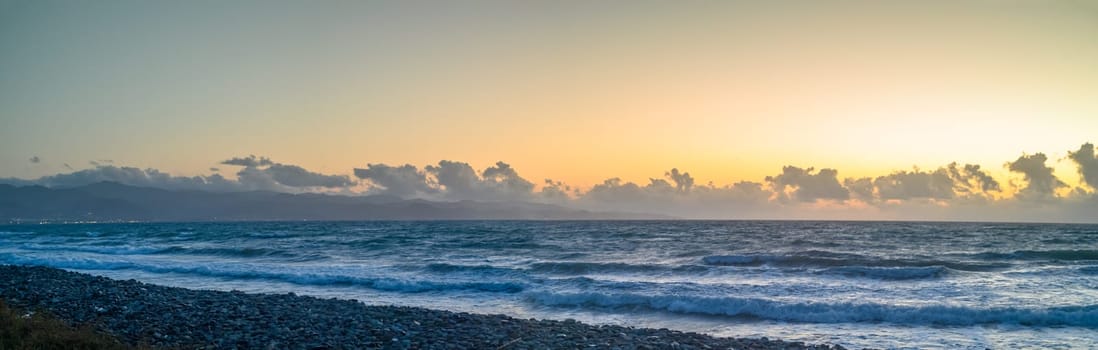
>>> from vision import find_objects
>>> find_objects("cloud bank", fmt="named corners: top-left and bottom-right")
top-left (1068, 143), bottom-right (1098, 191)
top-left (218, 155), bottom-right (357, 191)
top-left (3, 143), bottom-right (1097, 222)
top-left (1, 155), bottom-right (356, 193)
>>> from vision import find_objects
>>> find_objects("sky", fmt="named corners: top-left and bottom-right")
top-left (2, 1), bottom-right (1097, 221)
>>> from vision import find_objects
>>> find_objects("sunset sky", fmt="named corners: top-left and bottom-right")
top-left (2, 1), bottom-right (1097, 220)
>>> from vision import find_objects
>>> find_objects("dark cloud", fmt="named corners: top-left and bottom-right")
top-left (479, 161), bottom-right (536, 199)
top-left (233, 165), bottom-right (289, 192)
top-left (353, 164), bottom-right (436, 197)
top-left (1007, 153), bottom-right (1066, 199)
top-left (873, 168), bottom-right (954, 200)
top-left (946, 163), bottom-right (1000, 196)
top-left (1068, 142), bottom-right (1098, 191)
top-left (843, 163), bottom-right (999, 203)
top-left (28, 156), bottom-right (40, 164)
top-left (766, 166), bottom-right (848, 202)
top-left (843, 177), bottom-right (875, 201)
top-left (691, 181), bottom-right (773, 208)
top-left (10, 165), bottom-right (238, 192)
top-left (424, 161), bottom-right (535, 201)
top-left (2, 156), bottom-right (356, 193)
top-left (353, 161), bottom-right (571, 202)
top-left (263, 164), bottom-right (355, 188)
top-left (425, 161), bottom-right (481, 199)
top-left (210, 167), bottom-right (220, 172)
top-left (221, 155), bottom-right (273, 167)
top-left (219, 155), bottom-right (356, 190)
top-left (539, 179), bottom-right (573, 203)
top-left (665, 168), bottom-right (694, 193)
top-left (63, 163), bottom-right (72, 170)
top-left (585, 178), bottom-right (656, 204)
top-left (578, 170), bottom-right (774, 218)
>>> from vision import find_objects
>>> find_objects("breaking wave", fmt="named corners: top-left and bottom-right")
top-left (0, 254), bottom-right (523, 293)
top-left (529, 291), bottom-right (1098, 328)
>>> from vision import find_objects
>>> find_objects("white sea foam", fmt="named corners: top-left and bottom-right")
top-left (527, 291), bottom-right (1098, 328)
top-left (0, 253), bottom-right (524, 293)
top-left (19, 243), bottom-right (166, 255)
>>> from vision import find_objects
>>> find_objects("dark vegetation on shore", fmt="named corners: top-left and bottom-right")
top-left (0, 265), bottom-right (846, 350)
top-left (0, 300), bottom-right (140, 350)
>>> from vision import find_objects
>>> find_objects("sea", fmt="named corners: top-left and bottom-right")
top-left (1, 221), bottom-right (1095, 349)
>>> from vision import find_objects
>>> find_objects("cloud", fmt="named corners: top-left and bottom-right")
top-left (539, 179), bottom-right (573, 203)
top-left (0, 156), bottom-right (357, 193)
top-left (425, 161), bottom-right (536, 201)
top-left (843, 163), bottom-right (999, 204)
top-left (233, 165), bottom-right (290, 192)
top-left (4, 141), bottom-right (1098, 222)
top-left (353, 163), bottom-right (436, 197)
top-left (221, 155), bottom-right (273, 167)
top-left (843, 177), bottom-right (875, 201)
top-left (424, 161), bottom-right (480, 198)
top-left (1006, 153), bottom-right (1066, 199)
top-left (477, 161), bottom-right (536, 200)
top-left (766, 166), bottom-right (849, 202)
top-left (28, 156), bottom-right (40, 164)
top-left (1068, 142), bottom-right (1098, 191)
top-left (944, 163), bottom-right (1000, 202)
top-left (585, 178), bottom-right (663, 204)
top-left (873, 168), bottom-right (954, 201)
top-left (665, 168), bottom-right (694, 193)
top-left (219, 155), bottom-right (356, 190)
top-left (8, 165), bottom-right (239, 192)
top-left (578, 171), bottom-right (774, 218)
top-left (265, 164), bottom-right (356, 188)
top-left (354, 161), bottom-right (546, 202)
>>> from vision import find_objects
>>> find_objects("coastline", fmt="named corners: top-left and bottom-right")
top-left (0, 265), bottom-right (846, 349)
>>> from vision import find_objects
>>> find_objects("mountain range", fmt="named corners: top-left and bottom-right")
top-left (0, 182), bottom-right (662, 222)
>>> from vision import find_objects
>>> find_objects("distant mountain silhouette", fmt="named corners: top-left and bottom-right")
top-left (0, 182), bottom-right (664, 222)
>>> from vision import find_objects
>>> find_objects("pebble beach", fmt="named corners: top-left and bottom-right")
top-left (0, 265), bottom-right (846, 350)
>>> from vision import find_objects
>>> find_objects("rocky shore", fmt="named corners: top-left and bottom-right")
top-left (0, 265), bottom-right (846, 350)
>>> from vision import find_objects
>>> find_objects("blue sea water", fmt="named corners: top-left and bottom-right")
top-left (1, 221), bottom-right (1096, 349)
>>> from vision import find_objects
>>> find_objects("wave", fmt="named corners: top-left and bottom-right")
top-left (19, 244), bottom-right (166, 255)
top-left (0, 254), bottom-right (523, 294)
top-left (528, 291), bottom-right (1098, 328)
top-left (968, 249), bottom-right (1098, 262)
top-left (819, 266), bottom-right (949, 280)
top-left (1078, 266), bottom-right (1098, 275)
top-left (701, 252), bottom-right (1008, 272)
top-left (528, 261), bottom-right (708, 275)
top-left (161, 247), bottom-right (326, 261)
top-left (423, 259), bottom-right (952, 280)
top-left (15, 244), bottom-right (325, 261)
top-left (423, 261), bottom-right (713, 277)
top-left (1012, 250), bottom-right (1098, 261)
top-left (423, 263), bottom-right (518, 276)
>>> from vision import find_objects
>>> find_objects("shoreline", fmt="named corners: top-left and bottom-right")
top-left (0, 265), bottom-right (846, 349)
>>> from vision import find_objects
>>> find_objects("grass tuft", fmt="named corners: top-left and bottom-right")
top-left (0, 300), bottom-right (138, 350)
